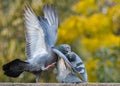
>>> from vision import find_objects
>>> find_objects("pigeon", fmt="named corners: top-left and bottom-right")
top-left (53, 44), bottom-right (88, 83)
top-left (2, 3), bottom-right (58, 82)
top-left (54, 53), bottom-right (82, 83)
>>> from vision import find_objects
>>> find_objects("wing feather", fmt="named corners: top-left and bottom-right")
top-left (24, 4), bottom-right (47, 59)
top-left (43, 4), bottom-right (58, 47)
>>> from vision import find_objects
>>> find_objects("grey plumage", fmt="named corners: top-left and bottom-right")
top-left (68, 52), bottom-right (88, 82)
top-left (2, 3), bottom-right (88, 83)
top-left (3, 3), bottom-right (58, 82)
top-left (54, 55), bottom-right (82, 83)
top-left (53, 44), bottom-right (88, 83)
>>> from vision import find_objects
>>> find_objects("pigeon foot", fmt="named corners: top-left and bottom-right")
top-left (44, 62), bottom-right (56, 70)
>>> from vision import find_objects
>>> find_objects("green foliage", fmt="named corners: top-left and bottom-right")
top-left (0, 0), bottom-right (120, 82)
top-left (95, 46), bottom-right (120, 82)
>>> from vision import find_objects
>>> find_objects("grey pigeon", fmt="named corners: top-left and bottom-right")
top-left (53, 44), bottom-right (88, 83)
top-left (54, 54), bottom-right (82, 83)
top-left (2, 3), bottom-right (58, 82)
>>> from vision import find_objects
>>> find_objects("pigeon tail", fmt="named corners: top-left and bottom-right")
top-left (2, 59), bottom-right (28, 78)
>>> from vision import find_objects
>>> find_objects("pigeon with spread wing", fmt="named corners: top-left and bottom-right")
top-left (2, 4), bottom-right (58, 82)
top-left (53, 44), bottom-right (88, 83)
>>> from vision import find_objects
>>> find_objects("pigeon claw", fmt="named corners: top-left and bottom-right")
top-left (44, 62), bottom-right (56, 70)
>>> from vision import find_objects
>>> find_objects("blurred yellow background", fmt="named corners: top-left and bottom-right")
top-left (0, 0), bottom-right (120, 82)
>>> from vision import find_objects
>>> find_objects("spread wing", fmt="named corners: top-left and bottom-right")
top-left (43, 4), bottom-right (58, 47)
top-left (24, 4), bottom-right (47, 59)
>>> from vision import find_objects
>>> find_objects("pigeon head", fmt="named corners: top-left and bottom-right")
top-left (55, 44), bottom-right (71, 55)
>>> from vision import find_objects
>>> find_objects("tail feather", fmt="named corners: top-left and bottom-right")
top-left (3, 59), bottom-right (28, 78)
